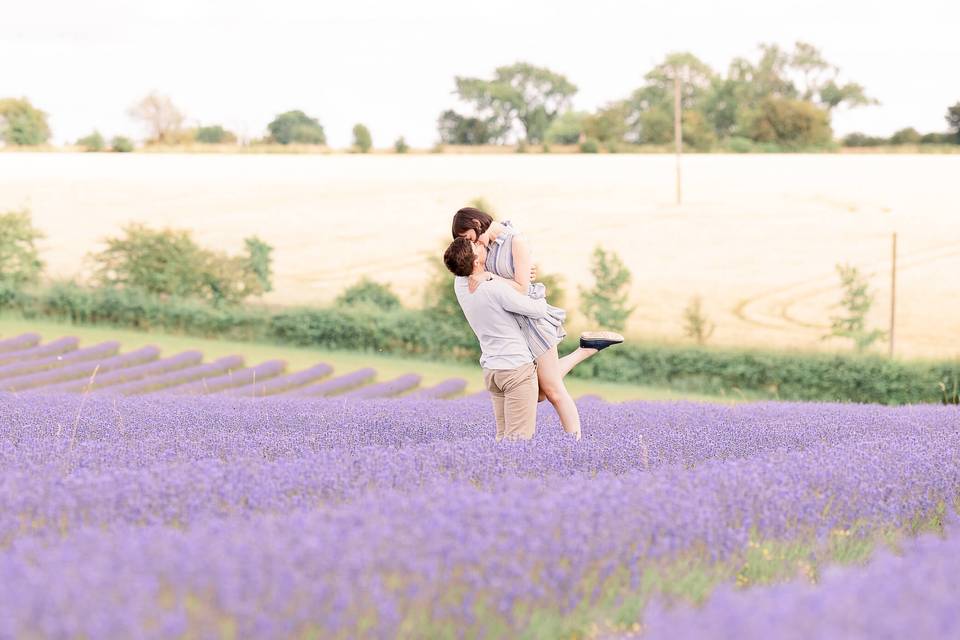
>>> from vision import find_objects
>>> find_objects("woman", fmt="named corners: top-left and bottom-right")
top-left (452, 206), bottom-right (623, 439)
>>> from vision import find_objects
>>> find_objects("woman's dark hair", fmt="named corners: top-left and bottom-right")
top-left (443, 237), bottom-right (476, 277)
top-left (451, 207), bottom-right (494, 239)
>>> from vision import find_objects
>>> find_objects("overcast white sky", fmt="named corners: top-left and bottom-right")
top-left (4, 0), bottom-right (959, 146)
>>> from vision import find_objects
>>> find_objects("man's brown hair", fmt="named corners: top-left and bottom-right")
top-left (443, 237), bottom-right (476, 277)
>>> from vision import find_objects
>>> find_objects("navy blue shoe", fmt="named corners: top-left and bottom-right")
top-left (579, 331), bottom-right (624, 351)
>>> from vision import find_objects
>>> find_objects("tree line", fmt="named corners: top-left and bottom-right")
top-left (2, 42), bottom-right (959, 152)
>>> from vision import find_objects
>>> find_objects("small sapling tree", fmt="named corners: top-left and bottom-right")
top-left (683, 295), bottom-right (715, 345)
top-left (579, 246), bottom-right (635, 331)
top-left (823, 263), bottom-right (886, 353)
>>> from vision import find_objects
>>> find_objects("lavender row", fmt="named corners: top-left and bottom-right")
top-left (341, 373), bottom-right (422, 398)
top-left (641, 526), bottom-right (960, 640)
top-left (104, 356), bottom-right (244, 395)
top-left (0, 336), bottom-right (78, 366)
top-left (155, 359), bottom-right (286, 396)
top-left (26, 350), bottom-right (203, 394)
top-left (224, 362), bottom-right (333, 397)
top-left (0, 332), bottom-right (40, 353)
top-left (288, 367), bottom-right (376, 396)
top-left (407, 377), bottom-right (468, 399)
top-left (0, 340), bottom-right (120, 382)
top-left (0, 346), bottom-right (160, 392)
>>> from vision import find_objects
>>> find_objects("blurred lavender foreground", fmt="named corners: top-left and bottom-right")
top-left (641, 525), bottom-right (960, 640)
top-left (0, 391), bottom-right (957, 638)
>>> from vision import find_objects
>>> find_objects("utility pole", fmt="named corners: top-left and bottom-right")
top-left (674, 74), bottom-right (682, 205)
top-left (889, 231), bottom-right (897, 358)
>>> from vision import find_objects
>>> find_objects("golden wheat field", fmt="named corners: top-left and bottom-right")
top-left (1, 152), bottom-right (957, 360)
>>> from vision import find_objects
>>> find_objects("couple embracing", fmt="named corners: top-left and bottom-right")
top-left (443, 207), bottom-right (623, 441)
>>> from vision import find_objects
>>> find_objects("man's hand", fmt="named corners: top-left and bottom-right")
top-left (529, 264), bottom-right (538, 282)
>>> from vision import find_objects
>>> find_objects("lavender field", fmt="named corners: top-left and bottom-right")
top-left (0, 333), bottom-right (958, 638)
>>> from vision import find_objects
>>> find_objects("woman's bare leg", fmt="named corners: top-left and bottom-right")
top-left (536, 346), bottom-right (581, 438)
top-left (536, 346), bottom-right (599, 402)
top-left (558, 347), bottom-right (598, 377)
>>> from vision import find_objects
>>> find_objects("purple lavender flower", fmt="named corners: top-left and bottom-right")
top-left (0, 341), bottom-right (119, 380)
top-left (407, 378), bottom-right (467, 399)
top-left (0, 336), bottom-right (78, 366)
top-left (103, 355), bottom-right (244, 395)
top-left (29, 350), bottom-right (203, 393)
top-left (0, 332), bottom-right (40, 353)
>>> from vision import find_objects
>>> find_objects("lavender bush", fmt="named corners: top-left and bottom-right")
top-left (28, 350), bottom-right (203, 393)
top-left (0, 345), bottom-right (159, 391)
top-left (341, 373), bottom-right (422, 398)
top-left (0, 340), bottom-right (119, 379)
top-left (289, 367), bottom-right (376, 396)
top-left (407, 377), bottom-right (468, 399)
top-left (0, 332), bottom-right (40, 352)
top-left (105, 355), bottom-right (244, 395)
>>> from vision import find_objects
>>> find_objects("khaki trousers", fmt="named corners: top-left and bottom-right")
top-left (483, 362), bottom-right (538, 441)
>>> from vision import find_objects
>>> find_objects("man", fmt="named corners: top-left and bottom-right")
top-left (443, 237), bottom-right (546, 440)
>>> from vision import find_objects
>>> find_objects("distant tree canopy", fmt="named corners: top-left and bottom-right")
top-left (77, 131), bottom-right (106, 152)
top-left (129, 92), bottom-right (185, 144)
top-left (0, 98), bottom-right (51, 145)
top-left (267, 110), bottom-right (326, 145)
top-left (457, 42), bottom-right (875, 151)
top-left (443, 62), bottom-right (577, 144)
top-left (91, 224), bottom-right (273, 305)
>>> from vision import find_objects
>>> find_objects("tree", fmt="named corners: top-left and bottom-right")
top-left (437, 110), bottom-right (498, 145)
top-left (335, 277), bottom-right (401, 311)
top-left (454, 62), bottom-right (577, 143)
top-left (195, 125), bottom-right (236, 144)
top-left (579, 246), bottom-right (635, 331)
top-left (129, 92), bottom-right (185, 144)
top-left (352, 123), bottom-right (372, 152)
top-left (394, 136), bottom-right (409, 153)
top-left (266, 110), bottom-right (326, 145)
top-left (742, 97), bottom-right (832, 147)
top-left (946, 102), bottom-right (960, 143)
top-left (77, 131), bottom-right (106, 152)
top-left (823, 263), bottom-right (886, 353)
top-left (0, 209), bottom-right (44, 304)
top-left (0, 98), bottom-right (51, 145)
top-left (545, 111), bottom-right (588, 144)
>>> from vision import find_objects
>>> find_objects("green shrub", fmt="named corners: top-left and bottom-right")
top-left (889, 127), bottom-right (921, 145)
top-left (842, 132), bottom-right (886, 147)
top-left (267, 111), bottom-right (326, 145)
top-left (111, 136), bottom-right (134, 152)
top-left (824, 263), bottom-right (886, 353)
top-left (394, 137), bottom-right (409, 153)
top-left (579, 138), bottom-right (599, 153)
top-left (0, 98), bottom-right (50, 145)
top-left (195, 125), bottom-right (237, 144)
top-left (77, 131), bottom-right (105, 152)
top-left (12, 281), bottom-right (957, 405)
top-left (352, 123), bottom-right (372, 152)
top-left (919, 132), bottom-right (954, 145)
top-left (335, 277), bottom-right (401, 311)
top-left (90, 224), bottom-right (272, 305)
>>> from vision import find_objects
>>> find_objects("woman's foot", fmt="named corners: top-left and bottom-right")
top-left (579, 331), bottom-right (625, 351)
